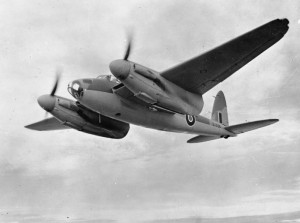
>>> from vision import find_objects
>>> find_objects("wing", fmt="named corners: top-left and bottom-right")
top-left (161, 19), bottom-right (289, 95)
top-left (112, 83), bottom-right (150, 105)
top-left (224, 119), bottom-right (278, 134)
top-left (25, 117), bottom-right (70, 131)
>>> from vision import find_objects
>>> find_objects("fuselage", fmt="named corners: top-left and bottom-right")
top-left (68, 75), bottom-right (235, 137)
top-left (80, 89), bottom-right (234, 137)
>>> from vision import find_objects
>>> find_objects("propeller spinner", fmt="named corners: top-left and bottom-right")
top-left (109, 32), bottom-right (133, 80)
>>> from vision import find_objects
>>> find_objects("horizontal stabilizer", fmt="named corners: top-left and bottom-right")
top-left (25, 117), bottom-right (70, 131)
top-left (187, 135), bottom-right (220, 143)
top-left (225, 119), bottom-right (279, 134)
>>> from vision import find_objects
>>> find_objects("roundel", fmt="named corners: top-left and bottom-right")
top-left (186, 115), bottom-right (195, 126)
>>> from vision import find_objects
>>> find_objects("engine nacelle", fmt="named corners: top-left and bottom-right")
top-left (110, 60), bottom-right (204, 115)
top-left (52, 96), bottom-right (129, 139)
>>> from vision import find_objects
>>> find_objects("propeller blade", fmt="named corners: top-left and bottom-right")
top-left (43, 67), bottom-right (62, 117)
top-left (50, 68), bottom-right (62, 96)
top-left (123, 31), bottom-right (133, 61)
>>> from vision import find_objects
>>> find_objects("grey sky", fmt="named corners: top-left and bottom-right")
top-left (0, 0), bottom-right (300, 222)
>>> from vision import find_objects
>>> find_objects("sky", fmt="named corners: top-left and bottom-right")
top-left (0, 0), bottom-right (300, 222)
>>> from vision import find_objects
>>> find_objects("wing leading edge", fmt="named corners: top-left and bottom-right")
top-left (161, 19), bottom-right (289, 95)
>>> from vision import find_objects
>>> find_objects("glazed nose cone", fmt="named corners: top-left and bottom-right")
top-left (37, 95), bottom-right (56, 112)
top-left (109, 59), bottom-right (131, 80)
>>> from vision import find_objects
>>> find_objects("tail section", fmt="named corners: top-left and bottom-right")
top-left (225, 119), bottom-right (279, 134)
top-left (187, 91), bottom-right (279, 143)
top-left (211, 91), bottom-right (229, 126)
top-left (187, 135), bottom-right (221, 143)
top-left (187, 119), bottom-right (279, 143)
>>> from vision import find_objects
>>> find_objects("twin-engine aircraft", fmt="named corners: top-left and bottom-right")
top-left (26, 18), bottom-right (289, 143)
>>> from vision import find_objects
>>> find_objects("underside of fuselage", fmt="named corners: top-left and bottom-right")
top-left (78, 89), bottom-right (235, 137)
top-left (66, 75), bottom-right (231, 136)
top-left (65, 75), bottom-right (234, 137)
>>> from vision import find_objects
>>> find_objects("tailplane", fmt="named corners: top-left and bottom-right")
top-left (211, 91), bottom-right (229, 126)
top-left (187, 90), bottom-right (279, 144)
top-left (187, 119), bottom-right (278, 143)
top-left (225, 119), bottom-right (279, 134)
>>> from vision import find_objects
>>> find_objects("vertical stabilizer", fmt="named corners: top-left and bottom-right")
top-left (211, 91), bottom-right (229, 126)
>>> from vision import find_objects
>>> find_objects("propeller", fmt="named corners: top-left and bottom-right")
top-left (109, 31), bottom-right (134, 79)
top-left (123, 30), bottom-right (133, 61)
top-left (50, 69), bottom-right (61, 96)
top-left (41, 68), bottom-right (62, 118)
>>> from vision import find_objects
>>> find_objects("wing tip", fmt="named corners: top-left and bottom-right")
top-left (24, 124), bottom-right (41, 131)
top-left (24, 117), bottom-right (69, 131)
top-left (187, 138), bottom-right (194, 143)
top-left (268, 118), bottom-right (279, 124)
top-left (24, 124), bottom-right (34, 130)
top-left (271, 18), bottom-right (289, 36)
top-left (262, 118), bottom-right (279, 127)
top-left (187, 135), bottom-right (220, 143)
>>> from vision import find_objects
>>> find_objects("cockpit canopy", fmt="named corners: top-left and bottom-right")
top-left (97, 74), bottom-right (120, 83)
top-left (68, 81), bottom-right (84, 99)
top-left (67, 75), bottom-right (120, 99)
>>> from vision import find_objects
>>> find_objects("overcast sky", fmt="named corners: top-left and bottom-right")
top-left (1, 0), bottom-right (300, 222)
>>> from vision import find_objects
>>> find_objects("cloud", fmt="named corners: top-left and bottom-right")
top-left (144, 211), bottom-right (300, 223)
top-left (1, 0), bottom-right (300, 222)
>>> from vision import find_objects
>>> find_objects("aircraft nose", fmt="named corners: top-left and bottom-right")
top-left (37, 95), bottom-right (56, 112)
top-left (109, 59), bottom-right (131, 80)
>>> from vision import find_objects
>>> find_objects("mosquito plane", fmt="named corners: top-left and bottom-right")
top-left (26, 18), bottom-right (289, 143)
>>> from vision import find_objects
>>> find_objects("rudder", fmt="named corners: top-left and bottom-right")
top-left (211, 91), bottom-right (229, 126)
